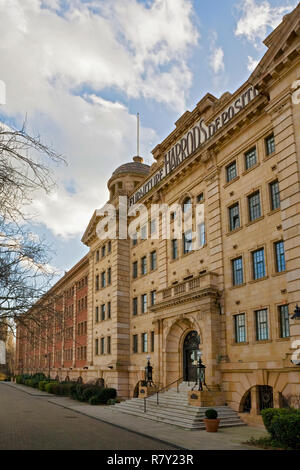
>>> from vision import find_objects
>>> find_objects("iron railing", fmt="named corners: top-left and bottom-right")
top-left (143, 376), bottom-right (184, 413)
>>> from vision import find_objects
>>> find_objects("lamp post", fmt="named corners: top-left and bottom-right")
top-left (196, 350), bottom-right (206, 392)
top-left (145, 355), bottom-right (153, 386)
top-left (291, 304), bottom-right (300, 319)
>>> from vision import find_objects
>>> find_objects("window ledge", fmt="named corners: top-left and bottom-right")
top-left (245, 215), bottom-right (264, 227)
top-left (253, 339), bottom-right (272, 344)
top-left (275, 337), bottom-right (290, 342)
top-left (267, 208), bottom-right (280, 216)
top-left (226, 226), bottom-right (243, 236)
top-left (223, 176), bottom-right (240, 188)
top-left (242, 162), bottom-right (260, 176)
top-left (271, 271), bottom-right (286, 277)
top-left (249, 276), bottom-right (268, 284)
top-left (229, 283), bottom-right (246, 290)
top-left (263, 151), bottom-right (276, 162)
top-left (231, 341), bottom-right (249, 346)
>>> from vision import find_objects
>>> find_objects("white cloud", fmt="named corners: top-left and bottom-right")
top-left (235, 0), bottom-right (297, 47)
top-left (247, 55), bottom-right (259, 72)
top-left (209, 32), bottom-right (225, 74)
top-left (0, 0), bottom-right (199, 238)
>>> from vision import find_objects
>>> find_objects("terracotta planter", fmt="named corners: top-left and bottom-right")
top-left (203, 418), bottom-right (220, 432)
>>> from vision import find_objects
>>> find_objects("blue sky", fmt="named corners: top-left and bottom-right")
top-left (0, 0), bottom-right (298, 280)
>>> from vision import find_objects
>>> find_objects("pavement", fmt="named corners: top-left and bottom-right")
top-left (0, 382), bottom-right (268, 450)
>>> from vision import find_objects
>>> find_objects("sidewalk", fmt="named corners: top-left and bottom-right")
top-left (2, 382), bottom-right (267, 450)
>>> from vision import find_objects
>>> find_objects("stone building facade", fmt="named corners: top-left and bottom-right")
top-left (16, 6), bottom-right (300, 421)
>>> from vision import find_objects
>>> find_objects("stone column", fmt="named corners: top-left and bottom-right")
top-left (250, 386), bottom-right (260, 416)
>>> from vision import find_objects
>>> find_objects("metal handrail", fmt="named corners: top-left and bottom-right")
top-left (143, 376), bottom-right (183, 413)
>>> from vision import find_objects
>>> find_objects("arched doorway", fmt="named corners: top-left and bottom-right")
top-left (183, 330), bottom-right (200, 381)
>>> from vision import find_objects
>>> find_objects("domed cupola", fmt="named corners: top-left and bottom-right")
top-left (108, 156), bottom-right (150, 200)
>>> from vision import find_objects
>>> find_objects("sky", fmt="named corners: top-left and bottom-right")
top-left (0, 0), bottom-right (298, 279)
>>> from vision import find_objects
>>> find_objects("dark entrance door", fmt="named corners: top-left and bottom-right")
top-left (183, 331), bottom-right (200, 382)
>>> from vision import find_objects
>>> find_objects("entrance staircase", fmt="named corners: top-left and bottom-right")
top-left (111, 382), bottom-right (245, 430)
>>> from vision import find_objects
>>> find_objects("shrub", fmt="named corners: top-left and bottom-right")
top-left (89, 395), bottom-right (101, 405)
top-left (261, 408), bottom-right (300, 449)
top-left (96, 388), bottom-right (117, 404)
top-left (205, 409), bottom-right (218, 419)
top-left (107, 398), bottom-right (117, 405)
top-left (38, 380), bottom-right (50, 391)
top-left (82, 386), bottom-right (103, 402)
top-left (44, 382), bottom-right (59, 394)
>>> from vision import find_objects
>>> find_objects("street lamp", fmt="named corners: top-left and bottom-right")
top-left (145, 355), bottom-right (153, 386)
top-left (291, 304), bottom-right (300, 319)
top-left (196, 350), bottom-right (206, 392)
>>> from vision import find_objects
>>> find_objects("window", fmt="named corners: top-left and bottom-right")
top-left (150, 290), bottom-right (156, 306)
top-left (229, 203), bottom-right (240, 231)
top-left (183, 230), bottom-right (193, 254)
top-left (141, 256), bottom-right (147, 275)
top-left (141, 224), bottom-right (147, 240)
top-left (275, 241), bottom-right (286, 272)
top-left (141, 294), bottom-right (147, 313)
top-left (101, 304), bottom-right (105, 321)
top-left (198, 222), bottom-right (206, 247)
top-left (101, 338), bottom-right (105, 355)
top-left (133, 297), bottom-right (138, 316)
top-left (183, 197), bottom-right (192, 214)
top-left (245, 147), bottom-right (257, 170)
top-left (132, 235), bottom-right (138, 246)
top-left (255, 309), bottom-right (269, 340)
top-left (279, 305), bottom-right (290, 338)
top-left (95, 275), bottom-right (99, 291)
top-left (133, 335), bottom-right (138, 353)
top-left (232, 257), bottom-right (243, 286)
top-left (270, 180), bottom-right (280, 210)
top-left (101, 271), bottom-right (106, 288)
top-left (151, 331), bottom-right (155, 352)
top-left (96, 250), bottom-right (99, 262)
top-left (107, 302), bottom-right (111, 319)
top-left (150, 251), bottom-right (157, 270)
top-left (101, 245), bottom-right (106, 258)
top-left (95, 339), bottom-right (99, 355)
top-left (107, 267), bottom-right (111, 285)
top-left (141, 333), bottom-right (148, 353)
top-left (133, 261), bottom-right (138, 278)
top-left (107, 336), bottom-right (111, 354)
top-left (265, 133), bottom-right (275, 156)
top-left (170, 211), bottom-right (176, 221)
top-left (248, 191), bottom-right (261, 221)
top-left (226, 161), bottom-right (237, 182)
top-left (252, 248), bottom-right (266, 279)
top-left (172, 239), bottom-right (178, 259)
top-left (150, 219), bottom-right (157, 235)
top-left (95, 306), bottom-right (99, 323)
top-left (234, 314), bottom-right (246, 343)
top-left (108, 241), bottom-right (112, 253)
top-left (197, 193), bottom-right (204, 203)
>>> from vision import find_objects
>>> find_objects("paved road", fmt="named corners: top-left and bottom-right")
top-left (0, 384), bottom-right (176, 450)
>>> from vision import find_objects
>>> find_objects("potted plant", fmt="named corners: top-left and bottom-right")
top-left (203, 408), bottom-right (220, 432)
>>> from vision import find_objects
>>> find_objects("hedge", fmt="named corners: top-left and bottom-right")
top-left (261, 408), bottom-right (300, 449)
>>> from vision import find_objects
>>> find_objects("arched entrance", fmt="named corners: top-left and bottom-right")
top-left (183, 331), bottom-right (200, 381)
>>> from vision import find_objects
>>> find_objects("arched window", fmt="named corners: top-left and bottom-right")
top-left (182, 197), bottom-right (192, 214)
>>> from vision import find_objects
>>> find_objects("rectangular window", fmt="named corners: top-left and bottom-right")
top-left (197, 192), bottom-right (204, 203)
top-left (255, 309), bottom-right (269, 340)
top-left (198, 222), bottom-right (206, 247)
top-left (141, 333), bottom-right (148, 353)
top-left (133, 335), bottom-right (138, 353)
top-left (172, 239), bottom-right (178, 259)
top-left (141, 256), bottom-right (147, 275)
top-left (95, 275), bottom-right (99, 291)
top-left (101, 304), bottom-right (105, 321)
top-left (95, 339), bottom-right (99, 355)
top-left (101, 271), bottom-right (106, 288)
top-left (132, 234), bottom-right (138, 246)
top-left (275, 241), bottom-right (286, 273)
top-left (270, 180), bottom-right (280, 210)
top-left (265, 133), bottom-right (275, 156)
top-left (183, 230), bottom-right (193, 254)
top-left (107, 302), bottom-right (111, 319)
top-left (151, 331), bottom-right (155, 352)
top-left (150, 219), bottom-right (156, 235)
top-left (229, 203), bottom-right (240, 231)
top-left (108, 241), bottom-right (111, 253)
top-left (133, 261), bottom-right (138, 279)
top-left (226, 161), bottom-right (237, 182)
top-left (232, 257), bottom-right (244, 286)
top-left (133, 297), bottom-right (138, 316)
top-left (100, 337), bottom-right (105, 355)
top-left (279, 305), bottom-right (290, 338)
top-left (252, 248), bottom-right (266, 279)
top-left (150, 251), bottom-right (157, 270)
top-left (95, 306), bottom-right (99, 323)
top-left (141, 294), bottom-right (147, 314)
top-left (107, 336), bottom-right (111, 354)
top-left (150, 290), bottom-right (156, 306)
top-left (245, 147), bottom-right (257, 170)
top-left (248, 191), bottom-right (261, 221)
top-left (96, 250), bottom-right (99, 262)
top-left (107, 267), bottom-right (111, 285)
top-left (141, 224), bottom-right (147, 240)
top-left (234, 314), bottom-right (246, 343)
top-left (101, 245), bottom-right (106, 257)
